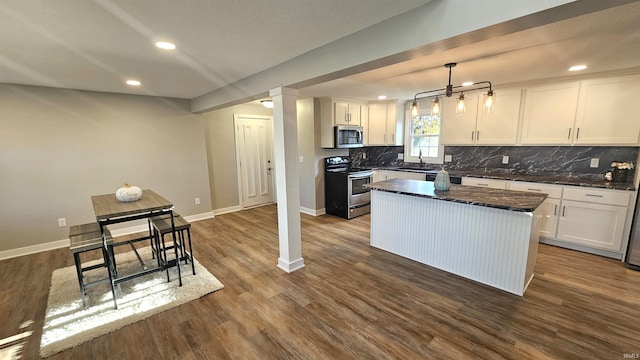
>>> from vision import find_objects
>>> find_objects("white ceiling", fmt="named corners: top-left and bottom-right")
top-left (2, 0), bottom-right (640, 104)
top-left (0, 0), bottom-right (431, 99)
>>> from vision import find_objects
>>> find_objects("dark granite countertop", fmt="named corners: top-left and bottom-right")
top-left (366, 178), bottom-right (548, 212)
top-left (378, 167), bottom-right (635, 191)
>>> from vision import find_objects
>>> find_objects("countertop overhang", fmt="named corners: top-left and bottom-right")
top-left (366, 178), bottom-right (548, 212)
top-left (378, 167), bottom-right (635, 191)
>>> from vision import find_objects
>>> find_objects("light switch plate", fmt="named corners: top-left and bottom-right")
top-left (397, 153), bottom-right (404, 160)
top-left (590, 158), bottom-right (599, 168)
top-left (502, 156), bottom-right (509, 164)
top-left (299, 156), bottom-right (304, 163)
top-left (444, 154), bottom-right (452, 162)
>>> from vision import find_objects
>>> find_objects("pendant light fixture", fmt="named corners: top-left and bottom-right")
top-left (410, 63), bottom-right (495, 117)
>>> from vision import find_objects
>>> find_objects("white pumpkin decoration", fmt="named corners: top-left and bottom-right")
top-left (115, 183), bottom-right (142, 202)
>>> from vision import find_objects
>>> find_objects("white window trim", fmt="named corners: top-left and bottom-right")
top-left (403, 107), bottom-right (444, 165)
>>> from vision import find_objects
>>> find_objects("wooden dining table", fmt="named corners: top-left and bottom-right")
top-left (91, 189), bottom-right (182, 309)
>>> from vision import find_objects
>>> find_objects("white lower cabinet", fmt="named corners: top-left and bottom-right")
top-left (387, 170), bottom-right (425, 181)
top-left (538, 198), bottom-right (561, 238)
top-left (556, 200), bottom-right (628, 251)
top-left (507, 182), bottom-right (562, 239)
top-left (462, 177), bottom-right (506, 189)
top-left (374, 170), bottom-right (426, 182)
top-left (556, 186), bottom-right (630, 252)
top-left (505, 181), bottom-right (631, 255)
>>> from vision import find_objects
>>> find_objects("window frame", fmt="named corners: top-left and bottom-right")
top-left (403, 103), bottom-right (444, 165)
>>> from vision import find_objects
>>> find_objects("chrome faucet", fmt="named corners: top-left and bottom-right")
top-left (418, 149), bottom-right (423, 166)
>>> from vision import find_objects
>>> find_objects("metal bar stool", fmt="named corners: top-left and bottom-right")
top-left (69, 223), bottom-right (114, 309)
top-left (150, 214), bottom-right (195, 275)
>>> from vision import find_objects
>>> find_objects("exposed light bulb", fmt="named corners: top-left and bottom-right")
top-left (456, 93), bottom-right (466, 116)
top-left (431, 96), bottom-right (440, 116)
top-left (483, 90), bottom-right (495, 114)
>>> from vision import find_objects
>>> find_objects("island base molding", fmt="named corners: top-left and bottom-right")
top-left (370, 190), bottom-right (542, 296)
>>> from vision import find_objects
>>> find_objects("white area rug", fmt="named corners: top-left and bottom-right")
top-left (40, 247), bottom-right (223, 358)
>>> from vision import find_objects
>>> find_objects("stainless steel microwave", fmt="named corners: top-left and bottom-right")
top-left (334, 125), bottom-right (364, 148)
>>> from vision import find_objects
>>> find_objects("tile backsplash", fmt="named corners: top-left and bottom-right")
top-left (351, 145), bottom-right (639, 179)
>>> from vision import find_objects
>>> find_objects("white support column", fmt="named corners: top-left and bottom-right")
top-left (269, 87), bottom-right (305, 273)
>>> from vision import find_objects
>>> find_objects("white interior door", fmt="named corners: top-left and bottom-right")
top-left (234, 115), bottom-right (274, 208)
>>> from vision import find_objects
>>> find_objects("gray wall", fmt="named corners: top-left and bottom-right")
top-left (202, 103), bottom-right (273, 211)
top-left (0, 84), bottom-right (211, 252)
top-left (202, 98), bottom-right (345, 214)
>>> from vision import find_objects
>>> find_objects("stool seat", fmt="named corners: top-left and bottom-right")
top-left (70, 228), bottom-right (114, 253)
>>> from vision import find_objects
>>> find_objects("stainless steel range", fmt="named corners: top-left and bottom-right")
top-left (324, 156), bottom-right (373, 219)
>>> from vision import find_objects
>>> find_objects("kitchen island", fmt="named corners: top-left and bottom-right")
top-left (366, 178), bottom-right (547, 296)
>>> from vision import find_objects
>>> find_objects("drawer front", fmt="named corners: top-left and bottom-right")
top-left (508, 181), bottom-right (563, 199)
top-left (562, 187), bottom-right (631, 206)
top-left (461, 177), bottom-right (506, 189)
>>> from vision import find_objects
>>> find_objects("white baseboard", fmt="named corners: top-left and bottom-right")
top-left (0, 239), bottom-right (69, 261)
top-left (184, 211), bottom-right (215, 222)
top-left (213, 205), bottom-right (242, 216)
top-left (300, 207), bottom-right (325, 216)
top-left (0, 210), bottom-right (217, 261)
top-left (277, 257), bottom-right (305, 273)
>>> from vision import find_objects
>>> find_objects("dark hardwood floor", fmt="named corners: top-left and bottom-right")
top-left (2, 204), bottom-right (640, 359)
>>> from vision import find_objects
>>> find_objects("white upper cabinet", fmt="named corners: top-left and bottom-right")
top-left (441, 88), bottom-right (520, 145)
top-left (475, 88), bottom-right (521, 145)
top-left (440, 94), bottom-right (478, 145)
top-left (365, 101), bottom-right (403, 146)
top-left (366, 103), bottom-right (389, 145)
top-left (319, 97), bottom-right (367, 148)
top-left (574, 75), bottom-right (640, 144)
top-left (333, 99), bottom-right (364, 126)
top-left (521, 75), bottom-right (640, 145)
top-left (521, 82), bottom-right (580, 144)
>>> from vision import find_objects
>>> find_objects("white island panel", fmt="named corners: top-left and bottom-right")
top-left (370, 190), bottom-right (541, 296)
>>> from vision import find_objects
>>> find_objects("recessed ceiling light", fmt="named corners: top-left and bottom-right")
top-left (155, 41), bottom-right (176, 50)
top-left (378, 95), bottom-right (387, 100)
top-left (462, 81), bottom-right (474, 87)
top-left (126, 80), bottom-right (141, 86)
top-left (569, 65), bottom-right (587, 71)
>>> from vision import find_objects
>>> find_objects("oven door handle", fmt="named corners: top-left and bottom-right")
top-left (348, 172), bottom-right (374, 179)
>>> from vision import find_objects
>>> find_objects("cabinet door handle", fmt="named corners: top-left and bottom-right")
top-left (554, 204), bottom-right (557, 216)
top-left (383, 134), bottom-right (386, 143)
top-left (477, 131), bottom-right (479, 141)
top-left (562, 206), bottom-right (566, 217)
top-left (567, 128), bottom-right (572, 140)
top-left (527, 188), bottom-right (542, 191)
top-left (576, 127), bottom-right (580, 139)
top-left (477, 183), bottom-right (489, 186)
top-left (585, 194), bottom-right (603, 197)
top-left (471, 131), bottom-right (474, 141)
top-left (391, 133), bottom-right (394, 144)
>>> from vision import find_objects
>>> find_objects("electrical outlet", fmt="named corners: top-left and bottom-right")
top-left (397, 153), bottom-right (404, 160)
top-left (195, 197), bottom-right (200, 205)
top-left (58, 218), bottom-right (66, 227)
top-left (444, 154), bottom-right (452, 162)
top-left (299, 156), bottom-right (304, 163)
top-left (590, 158), bottom-right (600, 168)
top-left (362, 153), bottom-right (366, 159)
top-left (502, 156), bottom-right (509, 165)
